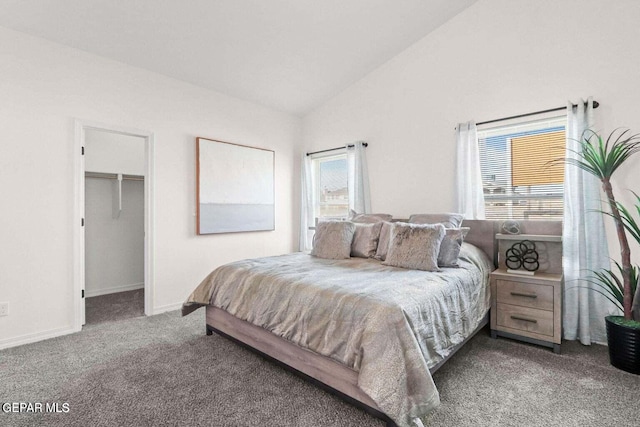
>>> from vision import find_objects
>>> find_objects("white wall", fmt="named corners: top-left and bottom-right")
top-left (85, 178), bottom-right (144, 297)
top-left (85, 130), bottom-right (146, 176)
top-left (303, 0), bottom-right (640, 264)
top-left (0, 26), bottom-right (301, 348)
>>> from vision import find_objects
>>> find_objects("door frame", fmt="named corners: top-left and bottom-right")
top-left (73, 119), bottom-right (155, 329)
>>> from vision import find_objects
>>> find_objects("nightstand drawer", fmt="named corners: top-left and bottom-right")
top-left (496, 303), bottom-right (554, 337)
top-left (496, 279), bottom-right (554, 311)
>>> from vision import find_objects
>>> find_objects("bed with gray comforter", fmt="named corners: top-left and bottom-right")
top-left (183, 242), bottom-right (492, 427)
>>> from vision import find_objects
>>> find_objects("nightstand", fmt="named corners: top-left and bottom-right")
top-left (490, 233), bottom-right (563, 353)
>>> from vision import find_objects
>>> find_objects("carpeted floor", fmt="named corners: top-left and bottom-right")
top-left (1, 310), bottom-right (639, 427)
top-left (85, 289), bottom-right (144, 325)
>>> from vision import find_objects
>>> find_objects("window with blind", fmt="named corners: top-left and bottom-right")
top-left (478, 116), bottom-right (566, 220)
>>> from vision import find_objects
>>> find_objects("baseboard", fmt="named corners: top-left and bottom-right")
top-left (152, 301), bottom-right (183, 315)
top-left (0, 299), bottom-right (182, 349)
top-left (0, 325), bottom-right (79, 350)
top-left (85, 282), bottom-right (144, 298)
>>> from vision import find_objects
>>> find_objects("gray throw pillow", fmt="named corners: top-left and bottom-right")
top-left (383, 223), bottom-right (445, 271)
top-left (374, 221), bottom-right (393, 261)
top-left (349, 210), bottom-right (393, 223)
top-left (311, 221), bottom-right (356, 259)
top-left (408, 213), bottom-right (464, 228)
top-left (351, 222), bottom-right (383, 258)
top-left (438, 227), bottom-right (470, 267)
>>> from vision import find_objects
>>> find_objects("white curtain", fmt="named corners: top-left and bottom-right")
top-left (346, 141), bottom-right (371, 214)
top-left (456, 122), bottom-right (485, 219)
top-left (299, 154), bottom-right (314, 251)
top-left (563, 97), bottom-right (612, 344)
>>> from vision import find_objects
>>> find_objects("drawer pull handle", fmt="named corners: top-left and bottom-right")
top-left (511, 315), bottom-right (538, 323)
top-left (510, 291), bottom-right (537, 298)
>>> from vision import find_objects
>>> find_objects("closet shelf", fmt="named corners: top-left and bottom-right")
top-left (85, 171), bottom-right (144, 181)
top-left (86, 172), bottom-right (144, 219)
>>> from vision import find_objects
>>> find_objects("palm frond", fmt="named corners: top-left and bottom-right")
top-left (590, 268), bottom-right (623, 299)
top-left (571, 128), bottom-right (640, 180)
top-left (572, 282), bottom-right (624, 312)
top-left (600, 191), bottom-right (640, 246)
top-left (582, 263), bottom-right (638, 313)
top-left (617, 202), bottom-right (640, 245)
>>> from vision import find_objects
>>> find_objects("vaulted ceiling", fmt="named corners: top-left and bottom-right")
top-left (0, 0), bottom-right (477, 115)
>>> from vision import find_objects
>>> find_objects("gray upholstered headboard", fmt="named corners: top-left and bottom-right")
top-left (462, 220), bottom-right (562, 268)
top-left (462, 220), bottom-right (500, 268)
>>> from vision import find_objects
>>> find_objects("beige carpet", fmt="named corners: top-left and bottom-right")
top-left (1, 310), bottom-right (639, 427)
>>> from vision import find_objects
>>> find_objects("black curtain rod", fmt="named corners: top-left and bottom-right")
top-left (475, 100), bottom-right (599, 127)
top-left (306, 142), bottom-right (368, 157)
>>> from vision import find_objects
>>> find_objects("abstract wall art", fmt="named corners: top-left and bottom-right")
top-left (196, 137), bottom-right (275, 234)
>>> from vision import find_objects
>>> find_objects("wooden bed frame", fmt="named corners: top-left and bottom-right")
top-left (205, 219), bottom-right (500, 426)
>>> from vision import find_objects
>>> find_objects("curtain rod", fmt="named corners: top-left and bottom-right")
top-left (475, 100), bottom-right (599, 127)
top-left (306, 142), bottom-right (368, 157)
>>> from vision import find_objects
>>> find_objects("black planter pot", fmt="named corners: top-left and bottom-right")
top-left (606, 316), bottom-right (640, 375)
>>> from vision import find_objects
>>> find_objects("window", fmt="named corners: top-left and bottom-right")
top-left (478, 116), bottom-right (566, 220)
top-left (310, 152), bottom-right (348, 220)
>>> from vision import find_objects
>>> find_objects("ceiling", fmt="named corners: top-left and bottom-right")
top-left (0, 0), bottom-right (477, 115)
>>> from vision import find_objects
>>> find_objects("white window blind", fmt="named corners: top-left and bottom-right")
top-left (478, 116), bottom-right (566, 220)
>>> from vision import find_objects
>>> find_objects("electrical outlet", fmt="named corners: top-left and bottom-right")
top-left (0, 302), bottom-right (8, 316)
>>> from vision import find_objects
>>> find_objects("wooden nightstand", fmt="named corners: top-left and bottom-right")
top-left (490, 233), bottom-right (563, 353)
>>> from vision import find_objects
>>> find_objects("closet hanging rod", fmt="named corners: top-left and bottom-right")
top-left (85, 172), bottom-right (144, 181)
top-left (306, 142), bottom-right (368, 157)
top-left (472, 100), bottom-right (599, 128)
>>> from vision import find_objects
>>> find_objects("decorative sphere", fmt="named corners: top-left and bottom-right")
top-left (501, 220), bottom-right (521, 235)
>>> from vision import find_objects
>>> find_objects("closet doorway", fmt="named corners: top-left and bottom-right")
top-left (74, 121), bottom-right (155, 329)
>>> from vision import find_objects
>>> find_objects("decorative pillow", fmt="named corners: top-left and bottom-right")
top-left (311, 221), bottom-right (356, 259)
top-left (351, 222), bottom-right (383, 258)
top-left (408, 213), bottom-right (464, 229)
top-left (349, 210), bottom-right (393, 223)
top-left (383, 223), bottom-right (445, 271)
top-left (374, 221), bottom-right (393, 261)
top-left (438, 227), bottom-right (470, 267)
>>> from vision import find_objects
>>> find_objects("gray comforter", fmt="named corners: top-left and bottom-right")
top-left (183, 243), bottom-right (492, 427)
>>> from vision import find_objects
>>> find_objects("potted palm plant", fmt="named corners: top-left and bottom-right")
top-left (562, 128), bottom-right (640, 374)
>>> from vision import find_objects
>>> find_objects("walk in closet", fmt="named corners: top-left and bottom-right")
top-left (84, 129), bottom-right (146, 324)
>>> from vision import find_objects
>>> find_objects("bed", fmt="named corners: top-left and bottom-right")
top-left (183, 219), bottom-right (498, 427)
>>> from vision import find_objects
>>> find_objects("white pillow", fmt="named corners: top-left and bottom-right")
top-left (374, 221), bottom-right (393, 261)
top-left (311, 221), bottom-right (356, 259)
top-left (408, 213), bottom-right (464, 228)
top-left (383, 223), bottom-right (445, 271)
top-left (351, 222), bottom-right (383, 258)
top-left (349, 210), bottom-right (393, 223)
top-left (438, 227), bottom-right (470, 267)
